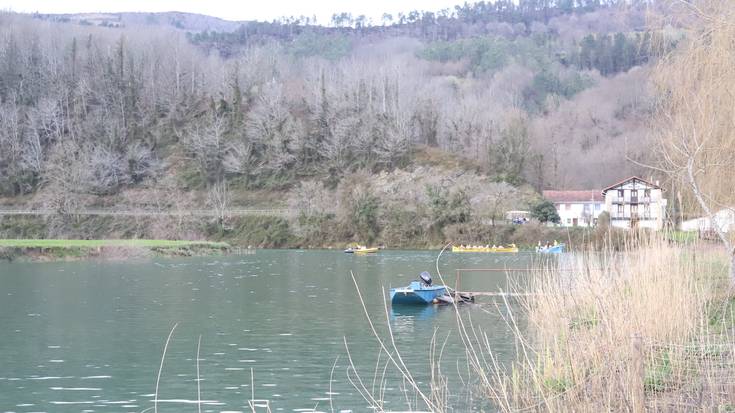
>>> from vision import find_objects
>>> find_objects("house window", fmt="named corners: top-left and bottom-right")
top-left (617, 204), bottom-right (624, 215)
top-left (644, 204), bottom-right (651, 217)
top-left (595, 204), bottom-right (601, 211)
top-left (631, 189), bottom-right (638, 198)
top-left (618, 189), bottom-right (624, 198)
top-left (644, 189), bottom-right (651, 198)
top-left (567, 218), bottom-right (572, 224)
top-left (632, 204), bottom-right (638, 214)
top-left (565, 204), bottom-right (571, 210)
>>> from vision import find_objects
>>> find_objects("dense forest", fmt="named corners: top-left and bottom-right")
top-left (0, 1), bottom-right (681, 245)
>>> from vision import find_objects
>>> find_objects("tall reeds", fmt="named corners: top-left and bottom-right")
top-left (481, 237), bottom-right (733, 411)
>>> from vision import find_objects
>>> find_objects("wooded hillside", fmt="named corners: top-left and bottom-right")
top-left (0, 1), bottom-right (674, 209)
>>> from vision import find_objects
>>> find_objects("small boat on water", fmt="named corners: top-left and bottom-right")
top-left (344, 245), bottom-right (379, 254)
top-left (390, 272), bottom-right (453, 305)
top-left (536, 243), bottom-right (565, 254)
top-left (451, 244), bottom-right (518, 253)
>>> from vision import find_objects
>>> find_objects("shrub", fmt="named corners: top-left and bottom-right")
top-left (531, 200), bottom-right (560, 224)
top-left (295, 213), bottom-right (339, 246)
top-left (352, 190), bottom-right (381, 244)
top-left (210, 216), bottom-right (292, 248)
top-left (426, 185), bottom-right (471, 230)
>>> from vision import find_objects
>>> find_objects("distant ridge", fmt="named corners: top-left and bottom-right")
top-left (32, 11), bottom-right (250, 32)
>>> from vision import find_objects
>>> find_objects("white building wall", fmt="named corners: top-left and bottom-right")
top-left (604, 183), bottom-right (667, 230)
top-left (680, 210), bottom-right (735, 233)
top-left (555, 202), bottom-right (605, 227)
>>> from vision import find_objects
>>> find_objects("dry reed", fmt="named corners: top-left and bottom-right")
top-left (480, 237), bottom-right (733, 411)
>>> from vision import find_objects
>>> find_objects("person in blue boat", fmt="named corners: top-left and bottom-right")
top-left (536, 239), bottom-right (564, 254)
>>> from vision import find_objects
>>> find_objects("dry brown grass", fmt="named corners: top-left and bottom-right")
top-left (478, 238), bottom-right (734, 411)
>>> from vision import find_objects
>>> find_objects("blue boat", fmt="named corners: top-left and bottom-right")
top-left (536, 243), bottom-right (565, 254)
top-left (390, 272), bottom-right (451, 305)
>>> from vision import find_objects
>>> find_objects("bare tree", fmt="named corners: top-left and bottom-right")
top-left (287, 180), bottom-right (336, 217)
top-left (470, 182), bottom-right (520, 226)
top-left (83, 145), bottom-right (131, 195)
top-left (374, 115), bottom-right (411, 169)
top-left (245, 83), bottom-right (300, 174)
top-left (652, 0), bottom-right (735, 283)
top-left (181, 113), bottom-right (227, 184)
top-left (126, 142), bottom-right (162, 183)
top-left (206, 180), bottom-right (230, 225)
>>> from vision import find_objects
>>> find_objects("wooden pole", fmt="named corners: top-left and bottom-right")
top-left (630, 334), bottom-right (645, 413)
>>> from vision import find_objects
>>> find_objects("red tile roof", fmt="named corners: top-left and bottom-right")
top-left (543, 190), bottom-right (604, 203)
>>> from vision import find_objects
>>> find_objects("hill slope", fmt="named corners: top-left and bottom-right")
top-left (0, 2), bottom-right (677, 244)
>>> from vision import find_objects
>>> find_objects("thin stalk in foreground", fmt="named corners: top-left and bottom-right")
top-left (154, 322), bottom-right (178, 413)
top-left (196, 335), bottom-right (202, 413)
top-left (348, 270), bottom-right (438, 411)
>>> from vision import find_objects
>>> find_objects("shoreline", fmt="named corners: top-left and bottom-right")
top-left (0, 242), bottom-right (521, 262)
top-left (0, 239), bottom-right (231, 262)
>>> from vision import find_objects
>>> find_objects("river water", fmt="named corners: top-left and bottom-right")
top-left (0, 250), bottom-right (544, 412)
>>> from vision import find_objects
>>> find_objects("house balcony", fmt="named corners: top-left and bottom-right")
top-left (611, 196), bottom-right (652, 204)
top-left (611, 212), bottom-right (654, 220)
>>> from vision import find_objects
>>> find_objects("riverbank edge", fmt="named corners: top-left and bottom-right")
top-left (0, 242), bottom-right (231, 262)
top-left (0, 213), bottom-right (640, 252)
top-left (0, 242), bottom-right (530, 262)
top-left (0, 213), bottom-right (702, 261)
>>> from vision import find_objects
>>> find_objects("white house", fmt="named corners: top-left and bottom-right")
top-left (542, 190), bottom-right (605, 227)
top-left (602, 176), bottom-right (667, 230)
top-left (680, 209), bottom-right (734, 234)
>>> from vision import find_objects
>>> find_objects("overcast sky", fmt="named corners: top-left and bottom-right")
top-left (0, 0), bottom-right (464, 24)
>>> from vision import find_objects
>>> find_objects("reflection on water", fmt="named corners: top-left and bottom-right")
top-left (391, 304), bottom-right (443, 321)
top-left (0, 249), bottom-right (545, 412)
top-left (390, 305), bottom-right (444, 336)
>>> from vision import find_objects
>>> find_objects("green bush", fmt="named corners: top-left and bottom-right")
top-left (426, 185), bottom-right (471, 231)
top-left (209, 216), bottom-right (292, 248)
top-left (531, 200), bottom-right (560, 224)
top-left (296, 213), bottom-right (339, 246)
top-left (0, 216), bottom-right (48, 239)
top-left (352, 191), bottom-right (381, 244)
top-left (380, 208), bottom-right (427, 248)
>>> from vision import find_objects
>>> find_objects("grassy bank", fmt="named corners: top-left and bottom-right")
top-left (0, 213), bottom-right (628, 251)
top-left (0, 239), bottom-right (229, 248)
top-left (0, 239), bottom-right (230, 261)
top-left (474, 239), bottom-right (734, 411)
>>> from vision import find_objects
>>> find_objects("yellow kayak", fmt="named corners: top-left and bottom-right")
top-left (354, 247), bottom-right (379, 254)
top-left (452, 244), bottom-right (518, 253)
top-left (345, 246), bottom-right (379, 254)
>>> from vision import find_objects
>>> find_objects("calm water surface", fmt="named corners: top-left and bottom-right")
top-left (0, 250), bottom-right (546, 412)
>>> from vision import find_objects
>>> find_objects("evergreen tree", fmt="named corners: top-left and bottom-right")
top-left (531, 200), bottom-right (560, 224)
top-left (579, 35), bottom-right (596, 70)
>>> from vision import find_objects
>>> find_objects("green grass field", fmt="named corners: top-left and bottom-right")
top-left (0, 239), bottom-right (230, 249)
top-left (666, 231), bottom-right (698, 243)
